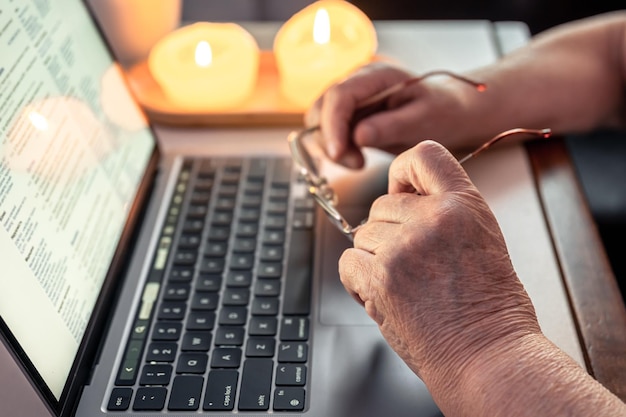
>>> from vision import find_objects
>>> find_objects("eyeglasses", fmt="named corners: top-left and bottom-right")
top-left (288, 70), bottom-right (552, 241)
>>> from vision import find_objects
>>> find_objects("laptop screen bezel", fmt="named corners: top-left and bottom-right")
top-left (0, 0), bottom-right (163, 415)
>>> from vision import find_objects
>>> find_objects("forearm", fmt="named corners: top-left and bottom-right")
top-left (426, 333), bottom-right (626, 417)
top-left (448, 11), bottom-right (626, 147)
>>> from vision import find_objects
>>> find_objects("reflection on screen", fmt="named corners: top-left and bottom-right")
top-left (0, 0), bottom-right (154, 399)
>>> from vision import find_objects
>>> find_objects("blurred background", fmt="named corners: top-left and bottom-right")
top-left (180, 0), bottom-right (626, 300)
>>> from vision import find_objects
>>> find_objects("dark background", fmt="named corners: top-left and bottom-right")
top-left (350, 0), bottom-right (622, 34)
top-left (183, 1), bottom-right (623, 34)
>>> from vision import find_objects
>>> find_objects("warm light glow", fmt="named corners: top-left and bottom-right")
top-left (148, 22), bottom-right (260, 109)
top-left (313, 8), bottom-right (330, 45)
top-left (274, 0), bottom-right (378, 108)
top-left (195, 40), bottom-right (212, 67)
top-left (28, 111), bottom-right (49, 131)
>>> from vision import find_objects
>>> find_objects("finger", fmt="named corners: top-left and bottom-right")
top-left (364, 193), bottom-right (420, 225)
top-left (315, 63), bottom-right (412, 164)
top-left (338, 248), bottom-right (384, 324)
top-left (388, 140), bottom-right (475, 196)
top-left (352, 100), bottom-right (426, 154)
top-left (352, 214), bottom-right (405, 254)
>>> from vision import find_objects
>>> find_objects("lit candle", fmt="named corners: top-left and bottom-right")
top-left (274, 0), bottom-right (377, 109)
top-left (148, 22), bottom-right (260, 110)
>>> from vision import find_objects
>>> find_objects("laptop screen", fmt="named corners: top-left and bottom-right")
top-left (0, 0), bottom-right (155, 402)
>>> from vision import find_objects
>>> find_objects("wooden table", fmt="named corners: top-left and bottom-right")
top-left (495, 21), bottom-right (626, 401)
top-left (527, 138), bottom-right (626, 401)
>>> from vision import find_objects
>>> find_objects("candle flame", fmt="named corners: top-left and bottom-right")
top-left (313, 8), bottom-right (330, 44)
top-left (28, 111), bottom-right (49, 131)
top-left (195, 40), bottom-right (212, 67)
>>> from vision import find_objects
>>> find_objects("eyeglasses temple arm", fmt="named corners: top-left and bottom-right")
top-left (457, 128), bottom-right (552, 165)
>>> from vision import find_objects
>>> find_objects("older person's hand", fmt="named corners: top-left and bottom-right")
top-left (304, 62), bottom-right (476, 169)
top-left (339, 140), bottom-right (542, 410)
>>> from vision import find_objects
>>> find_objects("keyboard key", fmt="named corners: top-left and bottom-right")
top-left (181, 331), bottom-right (212, 351)
top-left (145, 342), bottom-right (177, 362)
top-left (199, 257), bottom-right (225, 273)
top-left (187, 204), bottom-right (207, 218)
top-left (238, 359), bottom-right (273, 410)
top-left (158, 302), bottom-right (186, 320)
top-left (214, 326), bottom-right (245, 346)
top-left (273, 387), bottom-right (305, 411)
top-left (163, 284), bottom-right (190, 301)
top-left (232, 237), bottom-right (256, 253)
top-left (262, 230), bottom-right (285, 245)
top-left (195, 274), bottom-right (222, 292)
top-left (248, 317), bottom-right (278, 336)
top-left (211, 347), bottom-right (242, 368)
top-left (107, 387), bottom-right (132, 411)
top-left (178, 234), bottom-right (201, 248)
top-left (245, 337), bottom-right (276, 357)
top-left (265, 215), bottom-right (287, 230)
top-left (236, 222), bottom-right (258, 237)
top-left (168, 375), bottom-right (203, 411)
top-left (223, 288), bottom-right (250, 306)
top-left (204, 241), bottom-right (228, 257)
top-left (230, 253), bottom-right (254, 270)
top-left (186, 311), bottom-right (216, 330)
top-left (276, 364), bottom-right (307, 386)
top-left (218, 307), bottom-right (247, 326)
top-left (203, 370), bottom-right (238, 411)
top-left (169, 267), bottom-right (194, 282)
top-left (139, 364), bottom-right (172, 386)
top-left (254, 279), bottom-right (281, 296)
top-left (225, 271), bottom-right (252, 287)
top-left (191, 292), bottom-right (219, 310)
top-left (257, 262), bottom-right (282, 278)
top-left (133, 387), bottom-right (167, 411)
top-left (176, 353), bottom-right (208, 374)
top-left (212, 211), bottom-right (233, 225)
top-left (251, 297), bottom-right (279, 316)
top-left (260, 245), bottom-right (283, 261)
top-left (278, 342), bottom-right (308, 363)
top-left (152, 322), bottom-right (182, 341)
top-left (280, 317), bottom-right (309, 341)
top-left (239, 208), bottom-right (260, 222)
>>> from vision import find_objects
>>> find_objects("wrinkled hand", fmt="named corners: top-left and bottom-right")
top-left (305, 62), bottom-right (472, 169)
top-left (338, 140), bottom-right (541, 384)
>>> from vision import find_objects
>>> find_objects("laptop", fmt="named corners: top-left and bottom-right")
top-left (0, 0), bottom-right (442, 416)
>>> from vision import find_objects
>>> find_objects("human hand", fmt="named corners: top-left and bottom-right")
top-left (305, 62), bottom-right (481, 169)
top-left (338, 140), bottom-right (541, 384)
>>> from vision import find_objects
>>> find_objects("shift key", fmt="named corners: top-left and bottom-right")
top-left (238, 359), bottom-right (273, 410)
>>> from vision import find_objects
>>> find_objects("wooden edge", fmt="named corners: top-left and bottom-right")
top-left (526, 137), bottom-right (626, 401)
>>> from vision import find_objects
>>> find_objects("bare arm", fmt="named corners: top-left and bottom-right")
top-left (450, 10), bottom-right (626, 148)
top-left (307, 11), bottom-right (626, 167)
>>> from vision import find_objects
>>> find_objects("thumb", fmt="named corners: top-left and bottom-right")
top-left (388, 140), bottom-right (475, 196)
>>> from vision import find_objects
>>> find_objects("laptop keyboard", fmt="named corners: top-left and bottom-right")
top-left (107, 156), bottom-right (315, 412)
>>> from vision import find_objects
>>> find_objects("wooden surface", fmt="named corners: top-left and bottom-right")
top-left (526, 137), bottom-right (626, 401)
